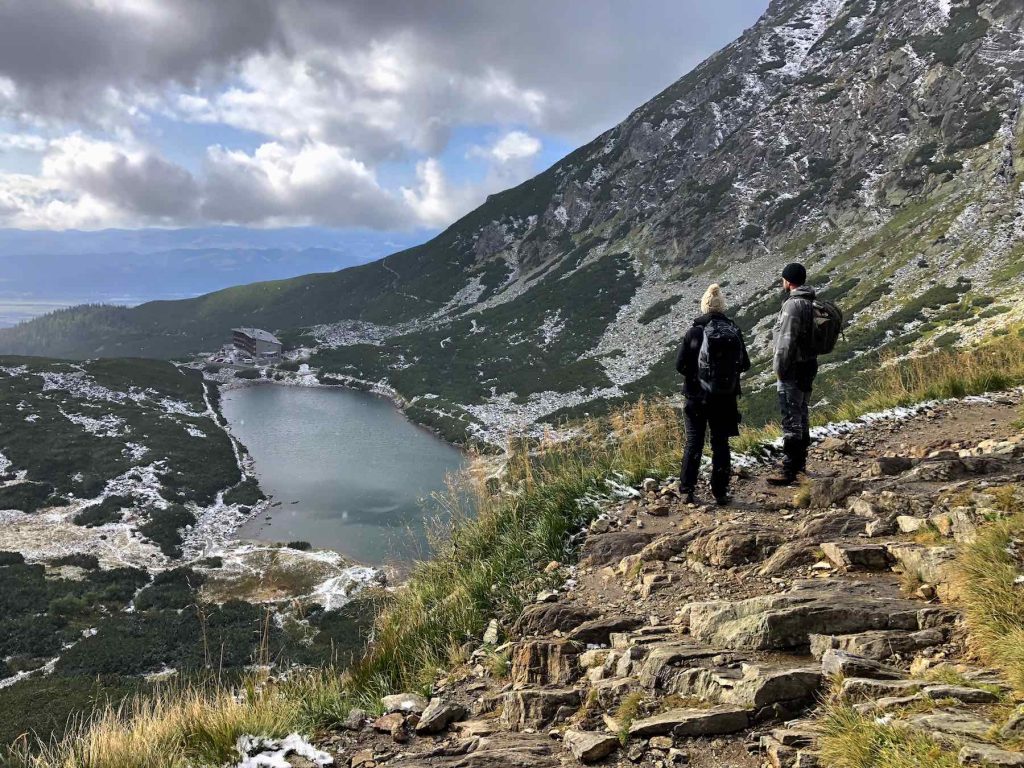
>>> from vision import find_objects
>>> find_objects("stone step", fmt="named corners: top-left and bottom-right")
top-left (809, 627), bottom-right (947, 661)
top-left (820, 542), bottom-right (893, 572)
top-left (627, 705), bottom-right (750, 739)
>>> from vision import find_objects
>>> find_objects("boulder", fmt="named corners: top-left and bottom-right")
top-left (381, 693), bottom-right (429, 714)
top-left (388, 733), bottom-right (561, 768)
top-left (896, 516), bottom-right (928, 534)
top-left (416, 698), bottom-right (468, 734)
top-left (628, 705), bottom-right (749, 738)
top-left (798, 511), bottom-right (867, 539)
top-left (372, 712), bottom-right (406, 734)
top-left (809, 628), bottom-right (946, 661)
top-left (513, 603), bottom-right (597, 637)
top-left (821, 649), bottom-right (904, 680)
top-left (637, 643), bottom-right (727, 689)
top-left (820, 542), bottom-right (893, 572)
top-left (511, 639), bottom-right (583, 686)
top-left (567, 615), bottom-right (643, 645)
top-left (1001, 707), bottom-right (1024, 739)
top-left (757, 539), bottom-right (817, 577)
top-left (639, 527), bottom-right (712, 562)
top-left (500, 689), bottom-right (581, 731)
top-left (689, 525), bottom-right (782, 567)
top-left (563, 730), bottom-right (620, 763)
top-left (342, 707), bottom-right (368, 731)
top-left (807, 476), bottom-right (863, 509)
top-left (870, 456), bottom-right (914, 476)
top-left (886, 544), bottom-right (958, 598)
top-left (580, 532), bottom-right (655, 566)
top-left (729, 665), bottom-right (823, 710)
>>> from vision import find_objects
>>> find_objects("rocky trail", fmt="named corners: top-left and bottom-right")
top-left (264, 391), bottom-right (1024, 768)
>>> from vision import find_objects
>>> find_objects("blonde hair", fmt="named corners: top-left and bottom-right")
top-left (701, 283), bottom-right (727, 314)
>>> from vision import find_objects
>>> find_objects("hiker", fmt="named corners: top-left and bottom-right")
top-left (767, 262), bottom-right (818, 487)
top-left (676, 283), bottom-right (751, 506)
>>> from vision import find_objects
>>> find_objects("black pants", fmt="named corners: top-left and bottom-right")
top-left (681, 397), bottom-right (733, 498)
top-left (778, 381), bottom-right (811, 474)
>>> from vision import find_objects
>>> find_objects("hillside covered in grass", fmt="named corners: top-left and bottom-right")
top-left (2, 0), bottom-right (1023, 443)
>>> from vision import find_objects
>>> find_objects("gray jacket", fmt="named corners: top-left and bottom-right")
top-left (772, 285), bottom-right (816, 383)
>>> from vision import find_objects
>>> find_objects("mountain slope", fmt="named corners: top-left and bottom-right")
top-left (3, 0), bottom-right (1024, 441)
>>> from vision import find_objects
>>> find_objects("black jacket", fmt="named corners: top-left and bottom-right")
top-left (675, 312), bottom-right (752, 400)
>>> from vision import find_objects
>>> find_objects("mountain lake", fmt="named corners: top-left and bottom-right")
top-left (222, 384), bottom-right (468, 566)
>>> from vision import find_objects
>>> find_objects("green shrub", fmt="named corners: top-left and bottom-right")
top-left (638, 298), bottom-right (681, 325)
top-left (73, 495), bottom-right (134, 527)
top-left (139, 505), bottom-right (197, 559)
top-left (223, 478), bottom-right (265, 507)
top-left (286, 541), bottom-right (312, 551)
top-left (0, 481), bottom-right (55, 513)
top-left (235, 368), bottom-right (261, 380)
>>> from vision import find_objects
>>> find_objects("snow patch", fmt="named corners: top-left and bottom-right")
top-left (235, 734), bottom-right (332, 768)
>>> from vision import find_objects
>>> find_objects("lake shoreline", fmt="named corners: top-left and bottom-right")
top-left (218, 382), bottom-right (469, 569)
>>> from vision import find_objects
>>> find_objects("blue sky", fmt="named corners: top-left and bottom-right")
top-left (0, 0), bottom-right (769, 233)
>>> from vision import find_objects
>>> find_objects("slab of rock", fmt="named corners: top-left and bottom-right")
top-left (637, 643), bottom-right (728, 689)
top-left (841, 677), bottom-right (921, 699)
top-left (513, 603), bottom-right (597, 638)
top-left (820, 542), bottom-right (893, 572)
top-left (381, 693), bottom-right (429, 714)
top-left (807, 476), bottom-right (863, 509)
top-left (628, 705), bottom-right (749, 738)
top-left (821, 649), bottom-right (904, 680)
top-left (809, 628), bottom-right (947, 661)
top-left (567, 615), bottom-right (643, 645)
top-left (389, 733), bottom-right (561, 768)
top-left (911, 709), bottom-right (994, 740)
top-left (798, 511), bottom-right (870, 540)
top-left (511, 639), bottom-right (582, 686)
top-left (342, 707), bottom-right (368, 730)
top-left (922, 685), bottom-right (999, 704)
top-left (580, 532), bottom-right (655, 566)
top-left (500, 688), bottom-right (581, 731)
top-left (1001, 707), bottom-right (1024, 739)
top-left (416, 698), bottom-right (468, 734)
top-left (870, 456), bottom-right (914, 476)
top-left (373, 712), bottom-right (406, 733)
top-left (563, 730), bottom-right (619, 763)
top-left (958, 743), bottom-right (1024, 767)
top-left (686, 586), bottom-right (923, 650)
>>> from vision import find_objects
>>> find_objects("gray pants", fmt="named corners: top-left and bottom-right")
top-left (778, 381), bottom-right (810, 473)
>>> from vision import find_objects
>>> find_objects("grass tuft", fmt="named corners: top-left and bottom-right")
top-left (818, 703), bottom-right (961, 768)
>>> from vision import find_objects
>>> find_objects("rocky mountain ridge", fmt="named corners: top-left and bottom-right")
top-left (2, 0), bottom-right (1024, 443)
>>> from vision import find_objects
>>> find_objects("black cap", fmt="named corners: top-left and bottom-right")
top-left (782, 262), bottom-right (806, 286)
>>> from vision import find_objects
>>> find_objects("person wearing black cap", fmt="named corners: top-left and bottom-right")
top-left (767, 262), bottom-right (818, 486)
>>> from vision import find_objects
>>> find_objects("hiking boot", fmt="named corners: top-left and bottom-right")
top-left (683, 490), bottom-right (697, 505)
top-left (766, 471), bottom-right (799, 487)
top-left (714, 493), bottom-right (732, 507)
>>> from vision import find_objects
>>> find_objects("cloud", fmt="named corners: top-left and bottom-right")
top-left (201, 141), bottom-right (407, 228)
top-left (471, 131), bottom-right (542, 164)
top-left (0, 1), bottom-right (769, 229)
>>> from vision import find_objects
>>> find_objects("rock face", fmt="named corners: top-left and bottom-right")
top-left (686, 584), bottom-right (924, 650)
top-left (500, 689), bottom-right (581, 731)
top-left (511, 639), bottom-right (583, 686)
top-left (513, 603), bottom-right (597, 638)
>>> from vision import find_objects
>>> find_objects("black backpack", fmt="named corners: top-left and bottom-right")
top-left (806, 299), bottom-right (844, 355)
top-left (697, 318), bottom-right (745, 395)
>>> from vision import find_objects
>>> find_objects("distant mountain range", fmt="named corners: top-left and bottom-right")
top-left (2, 0), bottom-right (1023, 442)
top-left (0, 227), bottom-right (433, 326)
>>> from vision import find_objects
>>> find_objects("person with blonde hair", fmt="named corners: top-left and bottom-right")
top-left (674, 283), bottom-right (750, 505)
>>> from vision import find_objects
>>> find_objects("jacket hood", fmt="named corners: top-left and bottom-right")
top-left (788, 285), bottom-right (816, 301)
